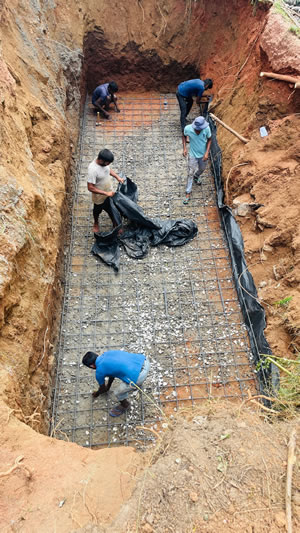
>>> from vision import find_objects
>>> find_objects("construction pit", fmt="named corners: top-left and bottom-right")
top-left (0, 1), bottom-right (300, 532)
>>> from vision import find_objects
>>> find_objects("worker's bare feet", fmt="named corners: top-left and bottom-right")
top-left (93, 224), bottom-right (99, 233)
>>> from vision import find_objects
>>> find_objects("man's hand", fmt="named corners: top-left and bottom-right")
top-left (106, 191), bottom-right (115, 197)
top-left (92, 385), bottom-right (107, 398)
top-left (118, 177), bottom-right (125, 184)
top-left (203, 153), bottom-right (209, 161)
top-left (183, 148), bottom-right (188, 158)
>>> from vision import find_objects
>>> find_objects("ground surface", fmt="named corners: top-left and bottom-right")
top-left (1, 402), bottom-right (299, 532)
top-left (105, 404), bottom-right (299, 533)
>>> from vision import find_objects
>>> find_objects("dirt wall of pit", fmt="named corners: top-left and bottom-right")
top-left (0, 0), bottom-right (299, 529)
top-left (0, 0), bottom-right (268, 431)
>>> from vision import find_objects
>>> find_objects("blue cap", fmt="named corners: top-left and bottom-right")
top-left (192, 116), bottom-right (209, 131)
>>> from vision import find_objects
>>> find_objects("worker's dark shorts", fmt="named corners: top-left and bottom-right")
top-left (93, 197), bottom-right (121, 226)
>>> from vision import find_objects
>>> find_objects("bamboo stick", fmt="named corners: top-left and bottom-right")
top-left (286, 427), bottom-right (297, 533)
top-left (260, 71), bottom-right (300, 88)
top-left (209, 112), bottom-right (250, 143)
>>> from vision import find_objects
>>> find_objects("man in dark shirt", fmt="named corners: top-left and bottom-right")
top-left (82, 350), bottom-right (150, 417)
top-left (92, 81), bottom-right (120, 119)
top-left (176, 78), bottom-right (213, 132)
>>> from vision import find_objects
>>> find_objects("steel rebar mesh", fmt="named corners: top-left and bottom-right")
top-left (51, 93), bottom-right (257, 448)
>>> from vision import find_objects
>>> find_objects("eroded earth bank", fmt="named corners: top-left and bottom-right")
top-left (0, 0), bottom-right (299, 531)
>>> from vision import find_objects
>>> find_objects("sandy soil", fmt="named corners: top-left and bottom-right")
top-left (105, 404), bottom-right (300, 533)
top-left (1, 401), bottom-right (299, 533)
top-left (224, 114), bottom-right (300, 357)
top-left (0, 398), bottom-right (142, 532)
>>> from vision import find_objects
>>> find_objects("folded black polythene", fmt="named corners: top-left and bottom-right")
top-left (91, 177), bottom-right (198, 271)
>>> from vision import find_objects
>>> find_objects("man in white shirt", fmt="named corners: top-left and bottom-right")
top-left (87, 149), bottom-right (124, 233)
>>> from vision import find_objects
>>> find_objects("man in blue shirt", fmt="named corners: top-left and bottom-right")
top-left (176, 78), bottom-right (213, 132)
top-left (92, 81), bottom-right (120, 119)
top-left (182, 116), bottom-right (212, 204)
top-left (82, 350), bottom-right (150, 417)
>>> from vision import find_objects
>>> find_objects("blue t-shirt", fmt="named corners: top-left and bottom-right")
top-left (178, 79), bottom-right (204, 99)
top-left (92, 83), bottom-right (109, 105)
top-left (184, 124), bottom-right (211, 158)
top-left (95, 350), bottom-right (145, 386)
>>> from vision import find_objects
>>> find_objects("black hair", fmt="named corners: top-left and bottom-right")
top-left (108, 81), bottom-right (118, 93)
top-left (204, 78), bottom-right (213, 89)
top-left (97, 149), bottom-right (114, 163)
top-left (82, 351), bottom-right (98, 368)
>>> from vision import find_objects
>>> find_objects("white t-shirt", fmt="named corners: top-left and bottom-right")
top-left (87, 159), bottom-right (114, 205)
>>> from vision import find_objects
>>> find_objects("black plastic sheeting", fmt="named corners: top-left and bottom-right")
top-left (91, 177), bottom-right (198, 271)
top-left (208, 116), bottom-right (279, 396)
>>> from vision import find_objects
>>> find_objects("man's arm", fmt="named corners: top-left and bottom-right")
top-left (87, 182), bottom-right (115, 197)
top-left (111, 94), bottom-right (120, 113)
top-left (92, 376), bottom-right (115, 398)
top-left (202, 138), bottom-right (212, 161)
top-left (92, 383), bottom-right (107, 398)
top-left (196, 87), bottom-right (204, 105)
top-left (106, 376), bottom-right (115, 390)
top-left (110, 169), bottom-right (124, 183)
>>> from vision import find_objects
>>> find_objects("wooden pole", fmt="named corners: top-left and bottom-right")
top-left (260, 71), bottom-right (300, 87)
top-left (286, 427), bottom-right (297, 533)
top-left (209, 112), bottom-right (250, 143)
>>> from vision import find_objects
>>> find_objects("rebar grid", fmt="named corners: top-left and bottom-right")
top-left (51, 93), bottom-right (257, 448)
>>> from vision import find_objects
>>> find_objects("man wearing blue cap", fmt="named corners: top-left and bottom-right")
top-left (182, 116), bottom-right (212, 204)
top-left (176, 78), bottom-right (213, 132)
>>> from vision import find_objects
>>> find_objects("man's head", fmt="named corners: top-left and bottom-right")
top-left (192, 116), bottom-right (209, 133)
top-left (82, 351), bottom-right (98, 369)
top-left (204, 78), bottom-right (213, 90)
top-left (97, 148), bottom-right (114, 166)
top-left (108, 81), bottom-right (118, 94)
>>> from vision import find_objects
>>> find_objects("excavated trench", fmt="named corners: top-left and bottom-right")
top-left (50, 38), bottom-right (261, 447)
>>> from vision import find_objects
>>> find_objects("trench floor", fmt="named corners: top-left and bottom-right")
top-left (51, 92), bottom-right (257, 448)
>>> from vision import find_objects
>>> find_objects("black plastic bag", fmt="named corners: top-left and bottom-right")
top-left (92, 177), bottom-right (198, 270)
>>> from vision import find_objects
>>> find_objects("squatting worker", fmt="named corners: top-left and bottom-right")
top-left (92, 81), bottom-right (120, 119)
top-left (182, 116), bottom-right (212, 205)
top-left (176, 78), bottom-right (213, 133)
top-left (87, 149), bottom-right (124, 234)
top-left (82, 350), bottom-right (151, 417)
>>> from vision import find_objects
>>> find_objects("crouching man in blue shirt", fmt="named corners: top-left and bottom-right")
top-left (82, 350), bottom-right (150, 417)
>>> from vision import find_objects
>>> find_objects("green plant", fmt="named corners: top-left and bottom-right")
top-left (259, 352), bottom-right (300, 417)
top-left (274, 295), bottom-right (293, 307)
top-left (289, 25), bottom-right (300, 36)
top-left (274, 0), bottom-right (290, 20)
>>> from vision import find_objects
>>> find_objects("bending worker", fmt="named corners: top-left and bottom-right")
top-left (92, 81), bottom-right (120, 119)
top-left (176, 77), bottom-right (213, 133)
top-left (82, 350), bottom-right (150, 417)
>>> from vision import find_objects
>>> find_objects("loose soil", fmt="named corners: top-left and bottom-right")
top-left (1, 402), bottom-right (299, 532)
